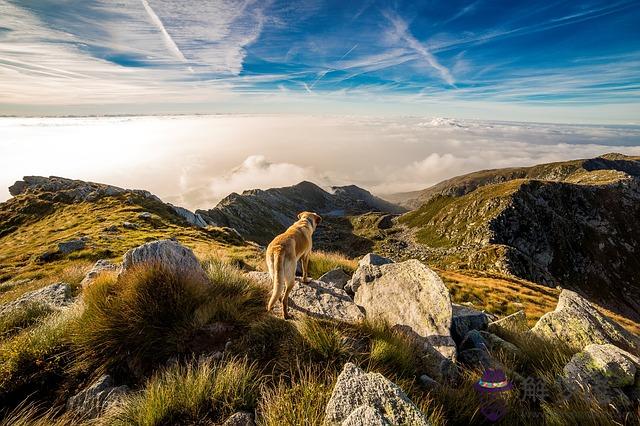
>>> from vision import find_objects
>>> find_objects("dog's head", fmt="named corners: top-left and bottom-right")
top-left (298, 211), bottom-right (322, 229)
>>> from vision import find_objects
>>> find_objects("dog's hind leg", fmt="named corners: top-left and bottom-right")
top-left (267, 250), bottom-right (285, 312)
top-left (281, 277), bottom-right (296, 320)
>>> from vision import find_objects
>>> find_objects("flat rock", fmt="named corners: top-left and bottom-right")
top-left (67, 375), bottom-right (129, 419)
top-left (562, 344), bottom-right (640, 408)
top-left (121, 239), bottom-right (208, 283)
top-left (0, 282), bottom-right (72, 316)
top-left (451, 304), bottom-right (489, 344)
top-left (324, 362), bottom-right (430, 426)
top-left (319, 268), bottom-right (350, 290)
top-left (531, 290), bottom-right (640, 354)
top-left (246, 272), bottom-right (363, 322)
top-left (353, 259), bottom-right (455, 361)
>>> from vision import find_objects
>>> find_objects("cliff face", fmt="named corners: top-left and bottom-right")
top-left (397, 155), bottom-right (640, 321)
top-left (196, 181), bottom-right (405, 245)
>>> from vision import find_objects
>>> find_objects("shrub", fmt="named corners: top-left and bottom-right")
top-left (307, 251), bottom-right (357, 279)
top-left (108, 357), bottom-right (260, 426)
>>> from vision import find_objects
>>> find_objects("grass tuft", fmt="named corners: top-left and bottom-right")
top-left (0, 302), bottom-right (53, 339)
top-left (307, 251), bottom-right (357, 279)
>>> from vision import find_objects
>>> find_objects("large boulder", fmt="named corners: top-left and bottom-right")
top-left (319, 268), bottom-right (350, 290)
top-left (246, 272), bottom-right (364, 322)
top-left (562, 344), bottom-right (640, 408)
top-left (345, 253), bottom-right (394, 294)
top-left (353, 259), bottom-right (455, 361)
top-left (324, 363), bottom-right (430, 426)
top-left (451, 304), bottom-right (489, 344)
top-left (67, 375), bottom-right (129, 419)
top-left (121, 239), bottom-right (208, 282)
top-left (0, 282), bottom-right (72, 317)
top-left (531, 290), bottom-right (640, 354)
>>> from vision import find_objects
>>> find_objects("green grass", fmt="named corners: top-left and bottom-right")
top-left (306, 250), bottom-right (357, 279)
top-left (0, 302), bottom-right (53, 339)
top-left (107, 356), bottom-right (261, 426)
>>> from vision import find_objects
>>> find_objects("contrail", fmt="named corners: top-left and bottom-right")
top-left (309, 43), bottom-right (358, 90)
top-left (140, 0), bottom-right (187, 63)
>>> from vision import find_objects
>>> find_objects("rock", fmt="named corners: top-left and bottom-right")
top-left (81, 260), bottom-right (119, 287)
top-left (324, 363), bottom-right (430, 426)
top-left (245, 272), bottom-right (363, 322)
top-left (122, 221), bottom-right (138, 229)
top-left (222, 411), bottom-right (255, 426)
top-left (0, 282), bottom-right (72, 316)
top-left (103, 225), bottom-right (119, 233)
top-left (562, 344), bottom-right (640, 408)
top-left (67, 375), bottom-right (129, 419)
top-left (318, 268), bottom-right (350, 290)
top-left (58, 239), bottom-right (86, 254)
top-left (458, 330), bottom-right (495, 369)
top-left (37, 250), bottom-right (60, 263)
top-left (138, 212), bottom-right (152, 219)
top-left (341, 405), bottom-right (390, 426)
top-left (168, 204), bottom-right (208, 228)
top-left (358, 253), bottom-right (394, 267)
top-left (121, 239), bottom-right (208, 283)
top-left (487, 310), bottom-right (528, 335)
top-left (531, 290), bottom-right (640, 354)
top-left (353, 259), bottom-right (455, 361)
top-left (479, 331), bottom-right (522, 359)
top-left (451, 304), bottom-right (489, 344)
top-left (419, 374), bottom-right (439, 391)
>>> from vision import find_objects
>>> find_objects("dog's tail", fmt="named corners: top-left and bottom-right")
top-left (267, 247), bottom-right (285, 312)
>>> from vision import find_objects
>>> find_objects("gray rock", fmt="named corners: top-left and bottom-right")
top-left (488, 310), bottom-right (528, 335)
top-left (222, 411), bottom-right (255, 426)
top-left (458, 330), bottom-right (497, 369)
top-left (353, 259), bottom-right (455, 361)
top-left (319, 268), bottom-right (350, 290)
top-left (358, 253), bottom-right (394, 267)
top-left (479, 331), bottom-right (522, 359)
top-left (341, 405), bottom-right (390, 426)
top-left (562, 344), bottom-right (640, 408)
top-left (0, 282), bottom-right (72, 316)
top-left (419, 374), bottom-right (439, 391)
top-left (168, 204), bottom-right (208, 228)
top-left (121, 239), bottom-right (208, 283)
top-left (246, 272), bottom-right (363, 322)
top-left (81, 260), bottom-right (119, 287)
top-left (58, 239), bottom-right (86, 254)
top-left (324, 363), bottom-right (430, 426)
top-left (531, 290), bottom-right (640, 354)
top-left (344, 254), bottom-right (394, 294)
top-left (103, 225), bottom-right (119, 233)
top-left (451, 304), bottom-right (489, 344)
top-left (122, 221), bottom-right (138, 230)
top-left (138, 212), bottom-right (152, 219)
top-left (67, 375), bottom-right (129, 419)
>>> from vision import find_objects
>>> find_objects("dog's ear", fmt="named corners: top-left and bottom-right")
top-left (313, 213), bottom-right (322, 225)
top-left (297, 212), bottom-right (305, 219)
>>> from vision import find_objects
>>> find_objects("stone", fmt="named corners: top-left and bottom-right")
top-left (488, 310), bottom-right (529, 335)
top-left (222, 411), bottom-right (255, 426)
top-left (138, 212), bottom-right (152, 219)
top-left (245, 272), bottom-right (364, 322)
top-left (353, 259), bottom-right (455, 361)
top-left (318, 268), bottom-right (350, 290)
top-left (169, 204), bottom-right (209, 228)
top-left (479, 331), bottom-right (522, 359)
top-left (345, 254), bottom-right (394, 295)
top-left (458, 330), bottom-right (496, 369)
top-left (0, 282), bottom-right (72, 317)
top-left (103, 225), bottom-right (119, 233)
top-left (358, 253), bottom-right (394, 267)
top-left (451, 304), bottom-right (489, 344)
top-left (81, 259), bottom-right (118, 287)
top-left (324, 363), bottom-right (430, 426)
top-left (531, 290), bottom-right (640, 354)
top-left (562, 344), bottom-right (640, 408)
top-left (121, 239), bottom-right (208, 283)
top-left (419, 374), bottom-right (439, 391)
top-left (58, 239), bottom-right (86, 254)
top-left (122, 221), bottom-right (137, 229)
top-left (341, 405), bottom-right (390, 426)
top-left (67, 375), bottom-right (129, 419)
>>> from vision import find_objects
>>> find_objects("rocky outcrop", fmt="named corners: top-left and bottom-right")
top-left (562, 344), bottom-right (640, 408)
top-left (246, 272), bottom-right (363, 322)
top-left (196, 181), bottom-right (405, 245)
top-left (345, 253), bottom-right (394, 294)
top-left (451, 304), bottom-right (489, 344)
top-left (318, 268), bottom-right (350, 290)
top-left (353, 259), bottom-right (455, 361)
top-left (324, 363), bottom-right (430, 426)
top-left (81, 259), bottom-right (119, 287)
top-left (0, 282), bottom-right (72, 316)
top-left (168, 204), bottom-right (208, 228)
top-left (532, 290), bottom-right (640, 354)
top-left (67, 375), bottom-right (129, 419)
top-left (121, 239), bottom-right (208, 283)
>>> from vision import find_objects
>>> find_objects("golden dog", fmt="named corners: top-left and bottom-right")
top-left (266, 211), bottom-right (322, 319)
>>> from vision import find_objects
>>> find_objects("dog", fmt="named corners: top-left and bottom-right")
top-left (266, 211), bottom-right (322, 319)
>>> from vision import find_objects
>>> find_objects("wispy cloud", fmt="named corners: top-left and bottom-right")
top-left (140, 0), bottom-right (187, 63)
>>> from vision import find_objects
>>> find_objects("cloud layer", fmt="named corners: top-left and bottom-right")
top-left (1, 115), bottom-right (639, 209)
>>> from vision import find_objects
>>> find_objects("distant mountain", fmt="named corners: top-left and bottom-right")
top-left (390, 153), bottom-right (640, 209)
top-left (393, 153), bottom-right (640, 322)
top-left (196, 181), bottom-right (406, 246)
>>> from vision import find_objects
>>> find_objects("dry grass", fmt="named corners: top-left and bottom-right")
top-left (307, 250), bottom-right (357, 279)
top-left (0, 302), bottom-right (53, 339)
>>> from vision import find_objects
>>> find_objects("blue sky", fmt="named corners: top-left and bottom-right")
top-left (1, 0), bottom-right (639, 122)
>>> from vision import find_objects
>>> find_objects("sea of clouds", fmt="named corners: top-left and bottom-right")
top-left (1, 115), bottom-right (639, 210)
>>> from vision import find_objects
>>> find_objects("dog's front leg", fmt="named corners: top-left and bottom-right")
top-left (301, 252), bottom-right (310, 283)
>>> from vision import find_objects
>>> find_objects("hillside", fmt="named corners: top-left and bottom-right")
top-left (196, 180), bottom-right (405, 247)
top-left (394, 154), bottom-right (640, 322)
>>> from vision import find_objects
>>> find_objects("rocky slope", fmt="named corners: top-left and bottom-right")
top-left (196, 181), bottom-right (405, 246)
top-left (393, 154), bottom-right (640, 322)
